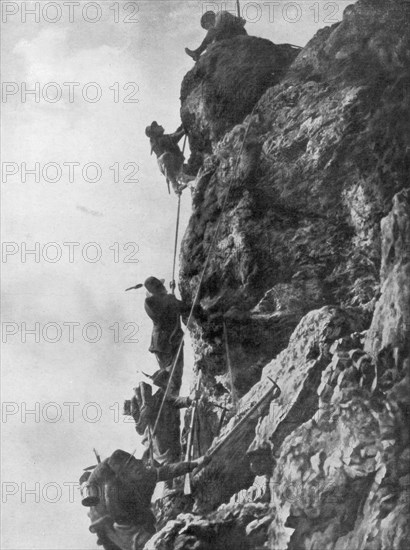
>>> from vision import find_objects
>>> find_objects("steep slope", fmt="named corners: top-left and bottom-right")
top-left (146, 0), bottom-right (410, 549)
top-left (179, 0), bottom-right (409, 397)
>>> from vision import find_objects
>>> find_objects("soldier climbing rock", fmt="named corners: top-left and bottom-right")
top-left (124, 371), bottom-right (194, 470)
top-left (80, 449), bottom-right (209, 549)
top-left (143, 276), bottom-right (205, 396)
top-left (185, 10), bottom-right (247, 62)
top-left (145, 121), bottom-right (193, 195)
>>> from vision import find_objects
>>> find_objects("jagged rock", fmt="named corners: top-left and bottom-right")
top-left (261, 301), bottom-right (406, 549)
top-left (144, 505), bottom-right (270, 550)
top-left (181, 37), bottom-right (299, 163)
top-left (192, 306), bottom-right (367, 511)
top-left (245, 187), bottom-right (409, 549)
top-left (147, 1), bottom-right (409, 548)
top-left (288, 0), bottom-right (409, 83)
top-left (180, 0), bottom-right (410, 403)
top-left (364, 189), bottom-right (410, 366)
top-left (181, 159), bottom-right (409, 550)
top-left (247, 306), bottom-right (367, 451)
top-left (266, 386), bottom-right (409, 550)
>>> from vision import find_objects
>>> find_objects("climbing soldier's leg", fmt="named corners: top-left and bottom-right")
top-left (157, 154), bottom-right (171, 194)
top-left (160, 153), bottom-right (185, 195)
top-left (157, 154), bottom-right (167, 178)
top-left (169, 346), bottom-right (184, 397)
top-left (167, 171), bottom-right (184, 196)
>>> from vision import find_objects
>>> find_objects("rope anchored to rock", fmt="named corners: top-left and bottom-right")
top-left (170, 194), bottom-right (181, 295)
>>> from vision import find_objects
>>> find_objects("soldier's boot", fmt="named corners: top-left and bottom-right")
top-left (185, 48), bottom-right (200, 61)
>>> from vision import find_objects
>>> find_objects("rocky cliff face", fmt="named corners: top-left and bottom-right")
top-left (181, 36), bottom-right (299, 171)
top-left (147, 0), bottom-right (409, 548)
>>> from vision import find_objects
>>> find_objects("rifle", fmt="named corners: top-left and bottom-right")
top-left (147, 426), bottom-right (154, 468)
top-left (236, 0), bottom-right (241, 18)
top-left (184, 371), bottom-right (202, 495)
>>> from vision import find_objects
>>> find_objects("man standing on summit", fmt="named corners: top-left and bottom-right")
top-left (185, 9), bottom-right (247, 62)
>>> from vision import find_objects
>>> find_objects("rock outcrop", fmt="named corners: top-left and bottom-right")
top-left (145, 0), bottom-right (409, 548)
top-left (181, 37), bottom-right (299, 168)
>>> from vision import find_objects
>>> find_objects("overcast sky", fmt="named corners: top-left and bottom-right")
top-left (1, 1), bottom-right (351, 548)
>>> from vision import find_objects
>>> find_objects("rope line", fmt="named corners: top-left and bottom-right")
top-left (153, 107), bottom-right (257, 436)
top-left (147, 426), bottom-right (154, 468)
top-left (182, 134), bottom-right (188, 155)
top-left (170, 195), bottom-right (181, 295)
top-left (170, 131), bottom-right (187, 294)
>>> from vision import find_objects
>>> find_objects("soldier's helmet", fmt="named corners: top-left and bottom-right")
top-left (144, 276), bottom-right (166, 294)
top-left (201, 11), bottom-right (216, 29)
top-left (145, 121), bottom-right (164, 138)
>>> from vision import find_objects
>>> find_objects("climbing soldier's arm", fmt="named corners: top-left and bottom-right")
top-left (170, 125), bottom-right (185, 144)
top-left (156, 456), bottom-right (210, 481)
top-left (177, 298), bottom-right (207, 325)
top-left (167, 395), bottom-right (192, 409)
top-left (144, 296), bottom-right (163, 322)
top-left (156, 461), bottom-right (198, 481)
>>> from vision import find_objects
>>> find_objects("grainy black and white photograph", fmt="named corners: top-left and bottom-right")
top-left (1, 1), bottom-right (409, 549)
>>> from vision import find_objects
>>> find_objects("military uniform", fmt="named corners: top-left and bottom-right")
top-left (144, 292), bottom-right (191, 395)
top-left (147, 124), bottom-right (186, 195)
top-left (131, 383), bottom-right (191, 465)
top-left (186, 11), bottom-right (247, 60)
top-left (83, 450), bottom-right (200, 549)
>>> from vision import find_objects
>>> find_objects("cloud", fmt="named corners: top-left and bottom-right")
top-left (13, 25), bottom-right (134, 85)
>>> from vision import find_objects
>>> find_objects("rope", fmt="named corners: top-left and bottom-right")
top-left (147, 426), bottom-right (154, 468)
top-left (170, 132), bottom-right (187, 294)
top-left (170, 194), bottom-right (181, 295)
top-left (153, 107), bottom-right (257, 436)
top-left (195, 411), bottom-right (202, 456)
